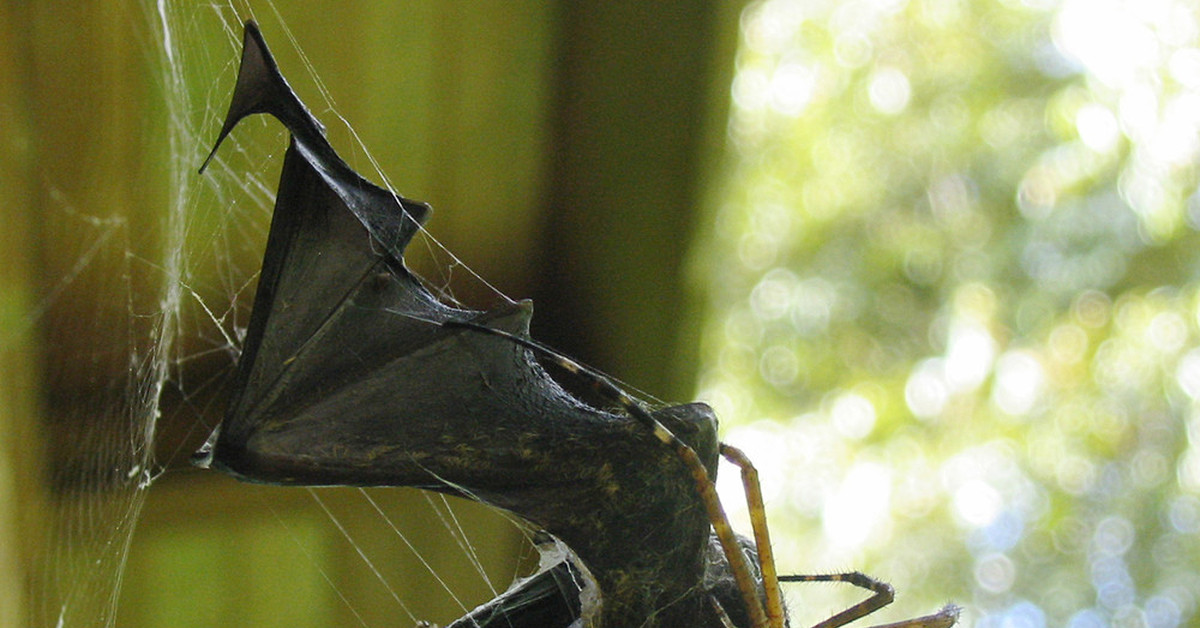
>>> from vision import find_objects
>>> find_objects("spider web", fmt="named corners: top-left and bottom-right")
top-left (15, 2), bottom-right (550, 626)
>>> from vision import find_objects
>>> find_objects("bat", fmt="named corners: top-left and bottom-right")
top-left (195, 20), bottom-right (959, 628)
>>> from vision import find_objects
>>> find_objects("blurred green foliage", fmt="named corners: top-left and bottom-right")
top-left (696, 0), bottom-right (1200, 626)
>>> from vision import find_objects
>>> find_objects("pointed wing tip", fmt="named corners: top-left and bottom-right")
top-left (198, 137), bottom-right (223, 174)
top-left (198, 18), bottom-right (300, 173)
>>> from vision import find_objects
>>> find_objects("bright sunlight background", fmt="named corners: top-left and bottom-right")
top-left (701, 1), bottom-right (1200, 626)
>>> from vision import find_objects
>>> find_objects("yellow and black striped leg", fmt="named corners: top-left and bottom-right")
top-left (780, 572), bottom-right (958, 628)
top-left (720, 444), bottom-right (785, 628)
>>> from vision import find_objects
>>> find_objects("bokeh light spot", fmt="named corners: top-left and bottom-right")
top-left (1076, 103), bottom-right (1121, 153)
top-left (824, 462), bottom-right (892, 548)
top-left (905, 358), bottom-right (949, 418)
top-left (975, 553), bottom-right (1017, 594)
top-left (946, 320), bottom-right (997, 393)
top-left (954, 479), bottom-right (1002, 527)
top-left (992, 351), bottom-right (1046, 417)
top-left (868, 66), bottom-right (911, 115)
top-left (830, 392), bottom-right (877, 439)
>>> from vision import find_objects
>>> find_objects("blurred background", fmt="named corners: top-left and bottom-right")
top-left (2, 1), bottom-right (1199, 627)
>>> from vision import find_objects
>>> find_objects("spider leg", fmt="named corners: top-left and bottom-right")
top-left (710, 595), bottom-right (740, 628)
top-left (780, 572), bottom-right (891, 628)
top-left (720, 444), bottom-right (785, 628)
top-left (443, 320), bottom-right (774, 628)
top-left (862, 605), bottom-right (959, 628)
top-left (779, 573), bottom-right (958, 628)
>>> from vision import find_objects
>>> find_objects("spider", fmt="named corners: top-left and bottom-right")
top-left (446, 321), bottom-right (960, 628)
